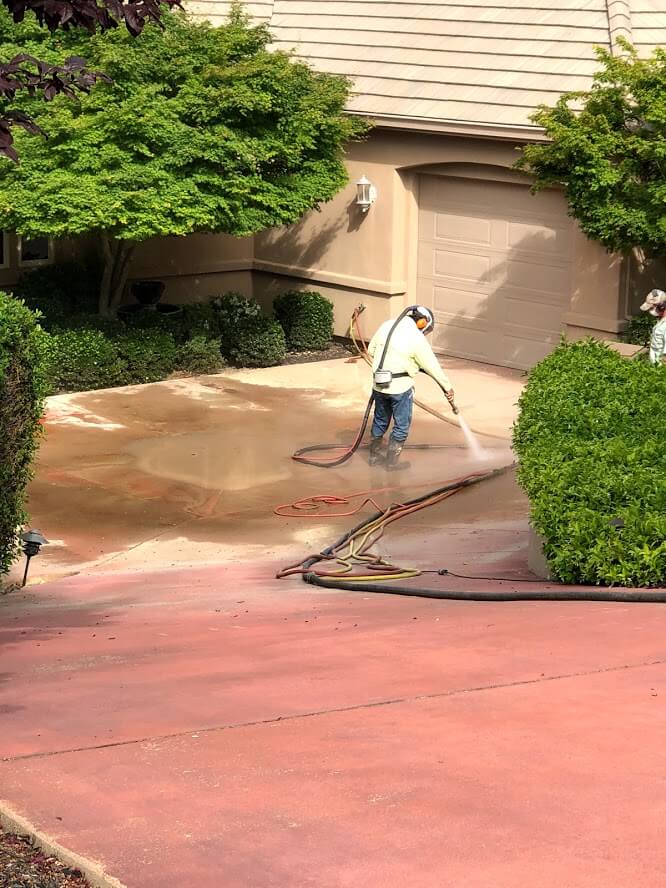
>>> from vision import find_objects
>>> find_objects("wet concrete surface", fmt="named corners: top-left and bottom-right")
top-left (23, 362), bottom-right (518, 581)
top-left (4, 360), bottom-right (666, 886)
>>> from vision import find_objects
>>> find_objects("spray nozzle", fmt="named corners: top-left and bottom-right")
top-left (451, 403), bottom-right (459, 415)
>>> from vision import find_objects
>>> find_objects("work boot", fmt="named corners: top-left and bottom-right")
top-left (368, 436), bottom-right (385, 466)
top-left (386, 439), bottom-right (404, 470)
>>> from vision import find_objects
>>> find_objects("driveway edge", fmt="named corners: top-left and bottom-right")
top-left (0, 801), bottom-right (127, 888)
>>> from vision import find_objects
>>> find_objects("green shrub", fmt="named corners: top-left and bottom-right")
top-left (179, 303), bottom-right (224, 340)
top-left (226, 317), bottom-right (286, 367)
top-left (0, 293), bottom-right (50, 574)
top-left (176, 335), bottom-right (224, 374)
top-left (513, 339), bottom-right (665, 586)
top-left (114, 329), bottom-right (178, 384)
top-left (44, 329), bottom-right (127, 392)
top-left (59, 312), bottom-right (127, 338)
top-left (211, 292), bottom-right (262, 331)
top-left (273, 289), bottom-right (333, 350)
top-left (13, 261), bottom-right (100, 328)
top-left (621, 312), bottom-right (654, 347)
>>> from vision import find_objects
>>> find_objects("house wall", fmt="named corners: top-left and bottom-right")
top-left (130, 231), bottom-right (254, 305)
top-left (5, 127), bottom-right (628, 358)
top-left (254, 128), bottom-right (626, 343)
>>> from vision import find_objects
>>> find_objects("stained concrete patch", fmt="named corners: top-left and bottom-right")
top-left (24, 360), bottom-right (520, 581)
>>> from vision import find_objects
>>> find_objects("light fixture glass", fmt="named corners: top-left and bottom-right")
top-left (356, 175), bottom-right (377, 212)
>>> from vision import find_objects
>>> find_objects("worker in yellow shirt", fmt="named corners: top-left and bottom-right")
top-left (367, 305), bottom-right (456, 468)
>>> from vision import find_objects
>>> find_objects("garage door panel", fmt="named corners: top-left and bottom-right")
top-left (501, 333), bottom-right (559, 369)
top-left (432, 324), bottom-right (496, 364)
top-left (434, 212), bottom-right (493, 246)
top-left (507, 220), bottom-right (571, 258)
top-left (503, 296), bottom-right (564, 333)
top-left (503, 257), bottom-right (571, 295)
top-left (430, 285), bottom-right (493, 321)
top-left (433, 249), bottom-right (492, 285)
top-left (417, 174), bottom-right (573, 370)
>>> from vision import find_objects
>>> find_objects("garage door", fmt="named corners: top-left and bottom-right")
top-left (417, 175), bottom-right (573, 370)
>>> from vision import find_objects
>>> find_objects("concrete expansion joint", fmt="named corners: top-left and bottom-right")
top-left (0, 803), bottom-right (127, 888)
top-left (4, 655), bottom-right (665, 766)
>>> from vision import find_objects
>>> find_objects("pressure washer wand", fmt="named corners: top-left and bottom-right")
top-left (439, 383), bottom-right (459, 415)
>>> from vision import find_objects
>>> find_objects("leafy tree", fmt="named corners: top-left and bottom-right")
top-left (0, 0), bottom-right (178, 159)
top-left (518, 43), bottom-right (666, 257)
top-left (0, 7), bottom-right (364, 315)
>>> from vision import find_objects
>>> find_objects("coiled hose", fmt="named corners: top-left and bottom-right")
top-left (285, 309), bottom-right (666, 601)
top-left (284, 467), bottom-right (666, 603)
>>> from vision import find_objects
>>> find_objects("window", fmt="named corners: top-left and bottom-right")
top-left (19, 235), bottom-right (52, 267)
top-left (0, 232), bottom-right (7, 269)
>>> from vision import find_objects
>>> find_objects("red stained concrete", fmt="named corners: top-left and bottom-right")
top-left (3, 362), bottom-right (666, 886)
top-left (4, 561), bottom-right (666, 886)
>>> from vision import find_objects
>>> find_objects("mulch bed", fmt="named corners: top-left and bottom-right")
top-left (0, 831), bottom-right (89, 888)
top-left (282, 338), bottom-right (357, 366)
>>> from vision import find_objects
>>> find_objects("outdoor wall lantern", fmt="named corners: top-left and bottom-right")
top-left (21, 529), bottom-right (47, 587)
top-left (356, 175), bottom-right (377, 213)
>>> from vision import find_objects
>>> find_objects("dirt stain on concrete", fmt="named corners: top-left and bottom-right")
top-left (24, 372), bottom-right (520, 579)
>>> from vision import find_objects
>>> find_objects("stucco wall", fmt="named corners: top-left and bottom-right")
top-left (130, 231), bottom-right (254, 304)
top-left (253, 128), bottom-right (625, 340)
top-left (4, 127), bottom-right (628, 351)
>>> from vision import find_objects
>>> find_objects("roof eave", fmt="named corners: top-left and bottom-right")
top-left (348, 111), bottom-right (548, 143)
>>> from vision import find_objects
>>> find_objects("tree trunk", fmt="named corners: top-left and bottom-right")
top-left (98, 232), bottom-right (137, 316)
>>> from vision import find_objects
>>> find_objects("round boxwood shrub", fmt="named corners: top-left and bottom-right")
top-left (114, 329), bottom-right (178, 384)
top-left (179, 303), bottom-right (223, 341)
top-left (211, 292), bottom-right (262, 331)
top-left (513, 339), bottom-right (665, 586)
top-left (226, 317), bottom-right (286, 368)
top-left (273, 289), bottom-right (334, 350)
top-left (0, 292), bottom-right (50, 574)
top-left (176, 335), bottom-right (224, 374)
top-left (45, 329), bottom-right (127, 393)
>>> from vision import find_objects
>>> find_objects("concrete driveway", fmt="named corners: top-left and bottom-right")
top-left (3, 356), bottom-right (666, 888)
top-left (19, 356), bottom-right (520, 582)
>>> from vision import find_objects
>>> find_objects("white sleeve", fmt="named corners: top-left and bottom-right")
top-left (650, 324), bottom-right (665, 365)
top-left (413, 334), bottom-right (453, 391)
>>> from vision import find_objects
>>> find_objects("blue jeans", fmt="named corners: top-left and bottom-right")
top-left (371, 388), bottom-right (414, 443)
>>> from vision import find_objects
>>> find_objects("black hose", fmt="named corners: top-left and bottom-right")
top-left (299, 465), bottom-right (666, 602)
top-left (303, 575), bottom-right (666, 602)
top-left (293, 394), bottom-right (374, 467)
top-left (293, 305), bottom-right (433, 468)
top-left (299, 466), bottom-right (509, 567)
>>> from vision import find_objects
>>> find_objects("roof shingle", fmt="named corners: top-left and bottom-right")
top-left (191, 0), bottom-right (666, 131)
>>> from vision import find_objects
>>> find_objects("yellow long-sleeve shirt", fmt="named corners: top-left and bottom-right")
top-left (367, 317), bottom-right (453, 395)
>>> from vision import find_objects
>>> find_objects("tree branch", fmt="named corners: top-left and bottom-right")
top-left (0, 0), bottom-right (181, 160)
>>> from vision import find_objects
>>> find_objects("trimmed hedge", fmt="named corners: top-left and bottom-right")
top-left (513, 339), bottom-right (665, 586)
top-left (226, 317), bottom-right (287, 367)
top-left (44, 329), bottom-right (127, 392)
top-left (115, 329), bottom-right (179, 384)
top-left (274, 290), bottom-right (333, 350)
top-left (175, 335), bottom-right (224, 374)
top-left (9, 280), bottom-right (328, 395)
top-left (0, 292), bottom-right (50, 574)
top-left (213, 292), bottom-right (262, 331)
